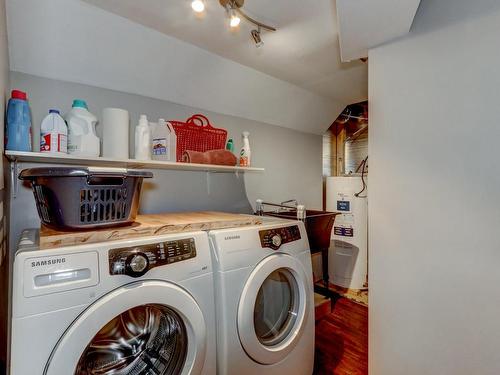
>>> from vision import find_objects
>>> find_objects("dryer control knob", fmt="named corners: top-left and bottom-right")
top-left (126, 253), bottom-right (149, 276)
top-left (271, 234), bottom-right (282, 248)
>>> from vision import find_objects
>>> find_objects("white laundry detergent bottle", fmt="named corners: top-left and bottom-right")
top-left (65, 99), bottom-right (100, 157)
top-left (135, 114), bottom-right (151, 160)
top-left (40, 109), bottom-right (67, 153)
top-left (151, 118), bottom-right (177, 162)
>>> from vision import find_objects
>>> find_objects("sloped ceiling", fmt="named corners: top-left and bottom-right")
top-left (84, 0), bottom-right (368, 105)
top-left (336, 0), bottom-right (421, 61)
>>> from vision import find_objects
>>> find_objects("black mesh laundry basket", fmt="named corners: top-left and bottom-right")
top-left (19, 167), bottom-right (153, 230)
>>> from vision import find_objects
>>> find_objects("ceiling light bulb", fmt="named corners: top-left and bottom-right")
top-left (230, 15), bottom-right (241, 27)
top-left (191, 0), bottom-right (205, 13)
top-left (229, 9), bottom-right (240, 28)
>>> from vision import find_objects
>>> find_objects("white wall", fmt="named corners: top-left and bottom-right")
top-left (369, 0), bottom-right (500, 374)
top-left (5, 0), bottom-right (344, 135)
top-left (0, 0), bottom-right (6, 176)
top-left (0, 0), bottom-right (8, 371)
top-left (7, 72), bottom-right (323, 250)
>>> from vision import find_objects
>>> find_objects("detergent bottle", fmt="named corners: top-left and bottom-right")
top-left (135, 114), bottom-right (151, 160)
top-left (6, 90), bottom-right (32, 151)
top-left (65, 99), bottom-right (100, 157)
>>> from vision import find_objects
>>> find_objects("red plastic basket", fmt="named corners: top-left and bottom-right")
top-left (170, 114), bottom-right (227, 162)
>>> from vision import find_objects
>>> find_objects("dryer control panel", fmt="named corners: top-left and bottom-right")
top-left (109, 238), bottom-right (197, 277)
top-left (259, 225), bottom-right (301, 250)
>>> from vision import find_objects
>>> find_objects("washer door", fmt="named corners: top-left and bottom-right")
top-left (237, 254), bottom-right (312, 365)
top-left (44, 281), bottom-right (207, 375)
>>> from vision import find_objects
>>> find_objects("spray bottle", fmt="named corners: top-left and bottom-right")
top-left (239, 131), bottom-right (251, 167)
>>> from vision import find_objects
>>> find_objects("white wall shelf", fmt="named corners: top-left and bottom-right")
top-left (5, 151), bottom-right (264, 173)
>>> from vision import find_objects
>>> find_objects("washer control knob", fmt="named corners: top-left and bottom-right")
top-left (271, 234), bottom-right (282, 248)
top-left (126, 253), bottom-right (149, 277)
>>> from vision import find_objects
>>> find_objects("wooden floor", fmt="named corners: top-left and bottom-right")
top-left (314, 297), bottom-right (368, 375)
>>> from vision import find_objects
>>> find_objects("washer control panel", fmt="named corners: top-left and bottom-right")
top-left (259, 225), bottom-right (301, 250)
top-left (109, 238), bottom-right (196, 277)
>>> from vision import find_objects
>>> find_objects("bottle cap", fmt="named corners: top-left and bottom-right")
top-left (139, 114), bottom-right (148, 127)
top-left (242, 131), bottom-right (249, 137)
top-left (49, 109), bottom-right (60, 114)
top-left (11, 90), bottom-right (27, 100)
top-left (72, 99), bottom-right (88, 109)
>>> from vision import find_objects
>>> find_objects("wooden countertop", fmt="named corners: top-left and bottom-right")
top-left (40, 211), bottom-right (262, 249)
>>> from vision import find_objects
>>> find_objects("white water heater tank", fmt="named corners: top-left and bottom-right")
top-left (326, 176), bottom-right (368, 290)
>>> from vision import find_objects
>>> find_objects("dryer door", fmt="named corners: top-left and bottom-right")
top-left (237, 253), bottom-right (312, 365)
top-left (44, 281), bottom-right (207, 375)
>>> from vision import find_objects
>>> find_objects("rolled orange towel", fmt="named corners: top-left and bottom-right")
top-left (182, 149), bottom-right (237, 166)
top-left (182, 150), bottom-right (206, 164)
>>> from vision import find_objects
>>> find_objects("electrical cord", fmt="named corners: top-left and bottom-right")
top-left (355, 156), bottom-right (368, 198)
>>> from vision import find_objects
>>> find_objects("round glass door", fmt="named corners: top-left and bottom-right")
top-left (45, 281), bottom-right (208, 375)
top-left (254, 269), bottom-right (299, 347)
top-left (75, 304), bottom-right (187, 374)
top-left (237, 254), bottom-right (311, 365)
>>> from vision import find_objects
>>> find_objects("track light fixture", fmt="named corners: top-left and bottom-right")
top-left (190, 0), bottom-right (276, 47)
top-left (251, 27), bottom-right (263, 48)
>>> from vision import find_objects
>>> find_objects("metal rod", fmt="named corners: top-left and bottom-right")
top-left (259, 201), bottom-right (296, 210)
top-left (235, 8), bottom-right (276, 31)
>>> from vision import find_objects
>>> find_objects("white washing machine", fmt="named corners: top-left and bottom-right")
top-left (9, 229), bottom-right (216, 375)
top-left (209, 221), bottom-right (315, 375)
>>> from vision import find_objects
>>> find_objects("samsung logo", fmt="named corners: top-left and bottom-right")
top-left (224, 235), bottom-right (240, 241)
top-left (31, 258), bottom-right (66, 267)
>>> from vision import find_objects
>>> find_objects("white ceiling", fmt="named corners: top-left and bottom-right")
top-left (84, 0), bottom-right (368, 105)
top-left (336, 0), bottom-right (421, 61)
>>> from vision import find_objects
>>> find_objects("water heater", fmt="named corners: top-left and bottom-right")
top-left (326, 176), bottom-right (367, 290)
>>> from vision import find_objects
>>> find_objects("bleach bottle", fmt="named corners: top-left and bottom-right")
top-left (40, 109), bottom-right (67, 153)
top-left (65, 99), bottom-right (100, 157)
top-left (151, 118), bottom-right (177, 162)
top-left (6, 90), bottom-right (32, 151)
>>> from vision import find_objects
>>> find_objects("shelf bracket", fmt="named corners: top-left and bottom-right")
top-left (10, 159), bottom-right (18, 199)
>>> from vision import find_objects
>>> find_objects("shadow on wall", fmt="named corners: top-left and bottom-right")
top-left (139, 170), bottom-right (252, 214)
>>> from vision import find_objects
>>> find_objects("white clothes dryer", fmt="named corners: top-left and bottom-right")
top-left (209, 221), bottom-right (315, 375)
top-left (9, 229), bottom-right (216, 375)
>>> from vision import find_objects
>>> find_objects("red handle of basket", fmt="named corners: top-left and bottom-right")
top-left (186, 114), bottom-right (212, 128)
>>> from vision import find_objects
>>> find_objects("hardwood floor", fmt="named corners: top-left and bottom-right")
top-left (314, 297), bottom-right (368, 375)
